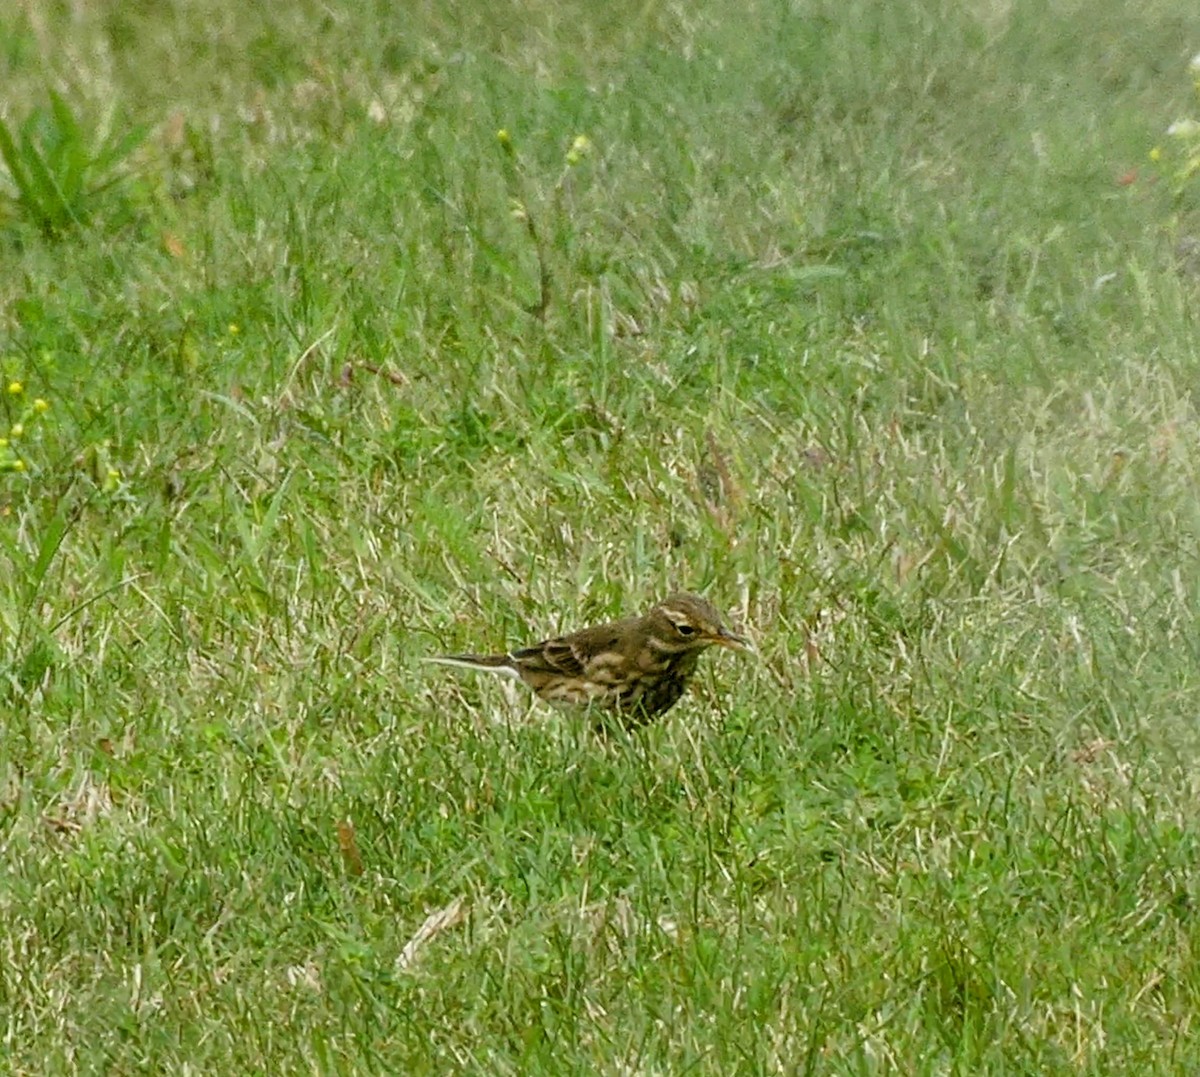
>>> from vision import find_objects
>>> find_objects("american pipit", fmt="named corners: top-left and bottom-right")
top-left (428, 593), bottom-right (748, 726)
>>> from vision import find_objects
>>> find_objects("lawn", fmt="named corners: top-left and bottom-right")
top-left (3, 0), bottom-right (1200, 1071)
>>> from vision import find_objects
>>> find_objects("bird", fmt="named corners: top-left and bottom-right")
top-left (427, 592), bottom-right (749, 727)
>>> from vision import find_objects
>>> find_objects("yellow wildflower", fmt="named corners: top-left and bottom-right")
top-left (6, 380), bottom-right (21, 395)
top-left (33, 398), bottom-right (49, 412)
top-left (10, 423), bottom-right (23, 438)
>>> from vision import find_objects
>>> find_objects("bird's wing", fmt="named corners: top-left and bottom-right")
top-left (510, 637), bottom-right (588, 677)
top-left (513, 619), bottom-right (632, 676)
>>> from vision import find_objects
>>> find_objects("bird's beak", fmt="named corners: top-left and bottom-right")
top-left (713, 627), bottom-right (752, 652)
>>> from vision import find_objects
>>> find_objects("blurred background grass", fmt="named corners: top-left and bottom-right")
top-left (2, 0), bottom-right (1200, 1071)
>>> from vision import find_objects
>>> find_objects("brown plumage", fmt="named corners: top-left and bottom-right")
top-left (427, 592), bottom-right (749, 726)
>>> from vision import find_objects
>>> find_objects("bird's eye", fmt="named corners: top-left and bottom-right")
top-left (675, 623), bottom-right (697, 636)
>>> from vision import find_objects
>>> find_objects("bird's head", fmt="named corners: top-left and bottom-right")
top-left (651, 592), bottom-right (750, 652)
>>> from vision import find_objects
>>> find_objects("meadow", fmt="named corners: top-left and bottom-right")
top-left (2, 0), bottom-right (1200, 1071)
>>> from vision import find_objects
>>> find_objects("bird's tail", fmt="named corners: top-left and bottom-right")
top-left (424, 653), bottom-right (520, 678)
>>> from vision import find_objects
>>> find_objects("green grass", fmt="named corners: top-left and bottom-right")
top-left (3, 0), bottom-right (1200, 1071)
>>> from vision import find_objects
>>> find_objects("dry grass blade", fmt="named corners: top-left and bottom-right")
top-left (396, 896), bottom-right (468, 971)
top-left (339, 361), bottom-right (409, 388)
top-left (698, 428), bottom-right (743, 537)
top-left (704, 429), bottom-right (742, 510)
top-left (336, 819), bottom-right (364, 876)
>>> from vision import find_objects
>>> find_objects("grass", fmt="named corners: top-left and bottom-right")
top-left (2, 0), bottom-right (1200, 1070)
